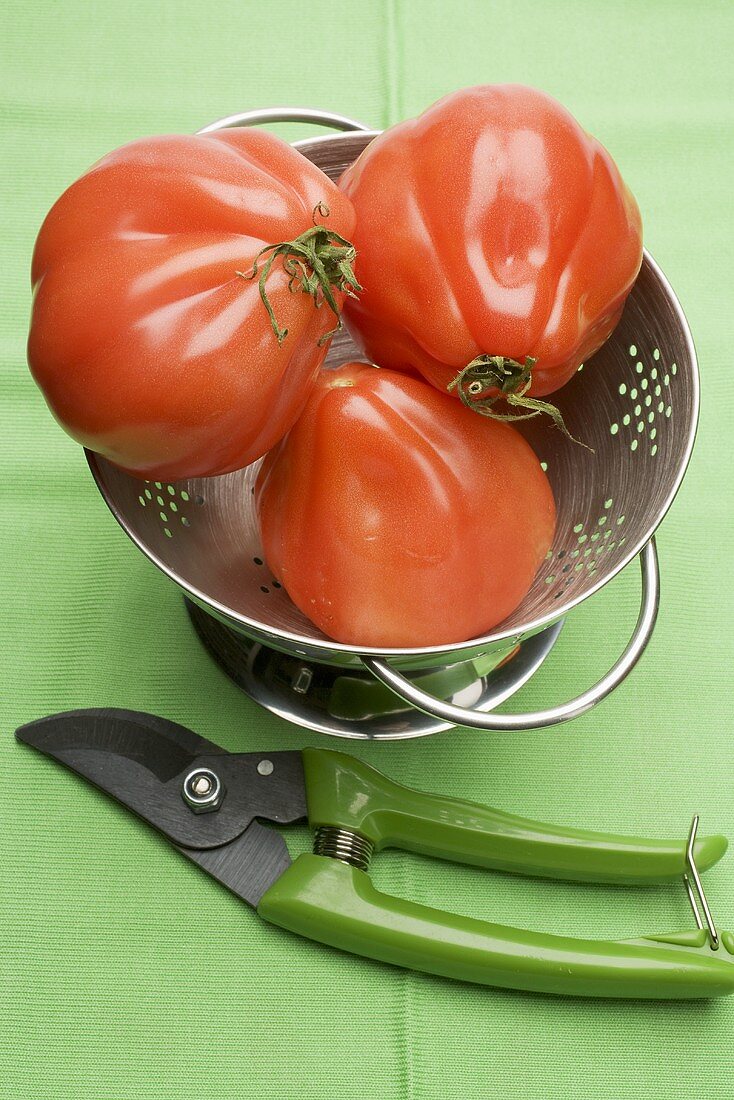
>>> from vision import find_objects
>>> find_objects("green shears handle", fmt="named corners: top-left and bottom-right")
top-left (259, 856), bottom-right (734, 999)
top-left (300, 749), bottom-right (727, 883)
top-left (257, 750), bottom-right (734, 998)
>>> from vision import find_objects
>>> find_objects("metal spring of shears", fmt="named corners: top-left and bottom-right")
top-left (314, 825), bottom-right (374, 872)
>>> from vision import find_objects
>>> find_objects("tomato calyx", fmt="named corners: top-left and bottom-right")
top-left (237, 203), bottom-right (361, 346)
top-left (448, 355), bottom-right (589, 448)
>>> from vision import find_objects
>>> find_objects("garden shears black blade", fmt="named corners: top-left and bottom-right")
top-left (17, 708), bottom-right (734, 999)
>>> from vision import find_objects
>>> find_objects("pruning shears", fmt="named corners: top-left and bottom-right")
top-left (17, 709), bottom-right (734, 999)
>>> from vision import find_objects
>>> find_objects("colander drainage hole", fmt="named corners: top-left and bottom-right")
top-left (253, 556), bottom-right (263, 566)
top-left (260, 585), bottom-right (270, 594)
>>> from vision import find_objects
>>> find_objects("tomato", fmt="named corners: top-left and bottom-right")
top-left (28, 129), bottom-right (357, 480)
top-left (339, 85), bottom-right (642, 407)
top-left (255, 363), bottom-right (555, 648)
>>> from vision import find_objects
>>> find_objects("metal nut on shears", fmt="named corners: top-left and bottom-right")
top-left (182, 767), bottom-right (224, 813)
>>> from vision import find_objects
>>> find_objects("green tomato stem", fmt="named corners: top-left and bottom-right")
top-left (237, 204), bottom-right (361, 346)
top-left (448, 355), bottom-right (590, 449)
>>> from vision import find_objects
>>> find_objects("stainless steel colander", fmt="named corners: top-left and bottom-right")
top-left (87, 109), bottom-right (698, 739)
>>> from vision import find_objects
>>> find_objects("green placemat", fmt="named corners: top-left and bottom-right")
top-left (2, 2), bottom-right (733, 1097)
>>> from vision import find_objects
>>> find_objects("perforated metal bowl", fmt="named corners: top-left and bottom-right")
top-left (87, 109), bottom-right (698, 739)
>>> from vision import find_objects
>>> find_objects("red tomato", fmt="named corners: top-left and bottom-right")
top-left (28, 130), bottom-right (357, 479)
top-left (256, 363), bottom-right (555, 648)
top-left (339, 85), bottom-right (642, 403)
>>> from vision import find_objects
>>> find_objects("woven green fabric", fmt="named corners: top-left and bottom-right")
top-left (2, 1), bottom-right (733, 1096)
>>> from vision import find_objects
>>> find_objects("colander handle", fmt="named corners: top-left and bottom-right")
top-left (360, 538), bottom-right (660, 731)
top-left (197, 108), bottom-right (371, 134)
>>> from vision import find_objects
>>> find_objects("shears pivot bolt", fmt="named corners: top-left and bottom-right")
top-left (182, 767), bottom-right (224, 813)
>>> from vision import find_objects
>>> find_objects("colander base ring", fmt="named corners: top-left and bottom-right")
top-left (185, 600), bottom-right (564, 739)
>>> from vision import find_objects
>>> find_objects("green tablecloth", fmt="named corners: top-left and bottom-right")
top-left (2, 2), bottom-right (733, 1096)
